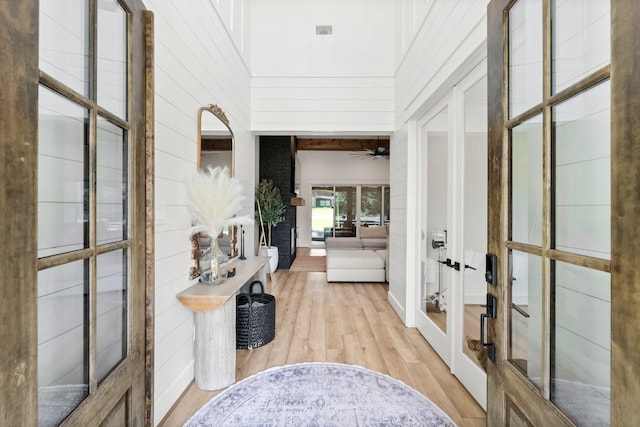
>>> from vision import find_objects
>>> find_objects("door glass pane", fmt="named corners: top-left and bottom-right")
top-left (38, 86), bottom-right (89, 258)
top-left (98, 0), bottom-right (127, 119)
top-left (553, 80), bottom-right (610, 259)
top-left (97, 118), bottom-right (127, 245)
top-left (335, 186), bottom-right (357, 237)
top-left (552, 0), bottom-right (610, 93)
top-left (424, 108), bottom-right (449, 332)
top-left (38, 260), bottom-right (89, 425)
top-left (511, 115), bottom-right (543, 246)
top-left (552, 261), bottom-right (610, 426)
top-left (311, 187), bottom-right (333, 242)
top-left (463, 76), bottom-right (488, 371)
top-left (360, 186), bottom-right (383, 227)
top-left (509, 0), bottom-right (543, 118)
top-left (97, 249), bottom-right (128, 382)
top-left (39, 0), bottom-right (89, 96)
top-left (509, 251), bottom-right (543, 389)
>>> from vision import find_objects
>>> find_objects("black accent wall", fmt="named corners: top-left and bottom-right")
top-left (259, 136), bottom-right (296, 268)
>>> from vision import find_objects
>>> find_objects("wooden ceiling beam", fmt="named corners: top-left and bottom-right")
top-left (201, 138), bottom-right (232, 150)
top-left (296, 137), bottom-right (390, 151)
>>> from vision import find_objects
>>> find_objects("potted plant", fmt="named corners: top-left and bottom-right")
top-left (256, 179), bottom-right (286, 273)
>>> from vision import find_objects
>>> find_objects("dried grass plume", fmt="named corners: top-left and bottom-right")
top-left (186, 166), bottom-right (251, 237)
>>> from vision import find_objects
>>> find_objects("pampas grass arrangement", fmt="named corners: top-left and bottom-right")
top-left (187, 166), bottom-right (250, 238)
top-left (186, 166), bottom-right (251, 283)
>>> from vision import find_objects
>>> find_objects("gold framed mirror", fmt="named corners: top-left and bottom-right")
top-left (196, 104), bottom-right (237, 259)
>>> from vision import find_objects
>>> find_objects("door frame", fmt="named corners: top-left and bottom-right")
top-left (486, 0), bottom-right (640, 424)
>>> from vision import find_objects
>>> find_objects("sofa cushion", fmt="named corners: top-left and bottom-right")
top-left (359, 226), bottom-right (388, 239)
top-left (325, 237), bottom-right (363, 250)
top-left (326, 249), bottom-right (385, 270)
top-left (362, 238), bottom-right (387, 250)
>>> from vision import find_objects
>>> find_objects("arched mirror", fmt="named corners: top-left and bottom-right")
top-left (196, 104), bottom-right (237, 258)
top-left (198, 104), bottom-right (234, 173)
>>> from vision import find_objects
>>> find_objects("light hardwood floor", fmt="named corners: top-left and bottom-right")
top-left (159, 270), bottom-right (487, 426)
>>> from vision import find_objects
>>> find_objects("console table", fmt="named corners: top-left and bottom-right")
top-left (176, 256), bottom-right (269, 390)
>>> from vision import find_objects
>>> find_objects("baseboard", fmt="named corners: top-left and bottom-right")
top-left (387, 290), bottom-right (406, 324)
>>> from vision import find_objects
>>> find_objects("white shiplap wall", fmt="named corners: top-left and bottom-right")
top-left (388, 123), bottom-right (409, 323)
top-left (389, 1), bottom-right (488, 323)
top-left (141, 0), bottom-right (254, 423)
top-left (251, 0), bottom-right (395, 134)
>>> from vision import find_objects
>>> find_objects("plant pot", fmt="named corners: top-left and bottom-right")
top-left (260, 246), bottom-right (279, 273)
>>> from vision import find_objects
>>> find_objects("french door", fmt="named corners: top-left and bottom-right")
top-left (487, 0), bottom-right (640, 425)
top-left (0, 0), bottom-right (152, 425)
top-left (416, 62), bottom-right (488, 409)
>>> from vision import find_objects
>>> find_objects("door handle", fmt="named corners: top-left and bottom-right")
top-left (437, 258), bottom-right (461, 271)
top-left (480, 294), bottom-right (497, 363)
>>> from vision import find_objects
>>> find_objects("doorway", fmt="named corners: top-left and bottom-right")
top-left (310, 185), bottom-right (390, 245)
top-left (416, 61), bottom-right (488, 409)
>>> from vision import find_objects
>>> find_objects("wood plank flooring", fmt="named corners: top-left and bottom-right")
top-left (159, 270), bottom-right (487, 426)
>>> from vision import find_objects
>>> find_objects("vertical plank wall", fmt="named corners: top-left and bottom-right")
top-left (140, 0), bottom-right (254, 421)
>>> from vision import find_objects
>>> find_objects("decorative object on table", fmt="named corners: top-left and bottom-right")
top-left (255, 179), bottom-right (285, 273)
top-left (236, 281), bottom-right (276, 350)
top-left (183, 362), bottom-right (456, 426)
top-left (186, 166), bottom-right (251, 284)
top-left (198, 234), bottom-right (229, 284)
top-left (239, 225), bottom-right (246, 260)
top-left (188, 233), bottom-right (205, 280)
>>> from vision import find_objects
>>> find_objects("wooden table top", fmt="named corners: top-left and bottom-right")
top-left (176, 256), bottom-right (269, 312)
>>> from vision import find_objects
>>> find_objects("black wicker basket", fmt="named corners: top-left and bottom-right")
top-left (236, 281), bottom-right (276, 349)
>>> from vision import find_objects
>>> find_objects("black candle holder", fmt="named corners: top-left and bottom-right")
top-left (239, 225), bottom-right (246, 260)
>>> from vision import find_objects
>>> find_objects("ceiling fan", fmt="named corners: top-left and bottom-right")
top-left (350, 146), bottom-right (390, 160)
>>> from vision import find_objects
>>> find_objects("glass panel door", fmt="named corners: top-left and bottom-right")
top-left (452, 64), bottom-right (488, 410)
top-left (334, 186), bottom-right (357, 237)
top-left (359, 186), bottom-right (383, 227)
top-left (311, 186), bottom-right (334, 242)
top-left (494, 0), bottom-right (612, 424)
top-left (417, 103), bottom-right (451, 365)
top-left (460, 74), bottom-right (488, 374)
top-left (37, 0), bottom-right (136, 423)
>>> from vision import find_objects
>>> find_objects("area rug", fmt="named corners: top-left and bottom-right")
top-left (289, 255), bottom-right (326, 272)
top-left (184, 362), bottom-right (456, 426)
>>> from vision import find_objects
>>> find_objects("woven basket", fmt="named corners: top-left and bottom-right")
top-left (236, 281), bottom-right (276, 349)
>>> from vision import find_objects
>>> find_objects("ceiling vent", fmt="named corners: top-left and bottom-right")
top-left (315, 25), bottom-right (333, 36)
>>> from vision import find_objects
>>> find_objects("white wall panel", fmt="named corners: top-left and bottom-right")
top-left (250, 0), bottom-right (394, 134)
top-left (395, 0), bottom-right (488, 127)
top-left (252, 77), bottom-right (394, 133)
top-left (389, 123), bottom-right (409, 323)
top-left (142, 0), bottom-right (253, 423)
top-left (252, 0), bottom-right (394, 77)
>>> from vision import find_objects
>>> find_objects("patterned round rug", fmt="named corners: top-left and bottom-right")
top-left (184, 362), bottom-right (457, 426)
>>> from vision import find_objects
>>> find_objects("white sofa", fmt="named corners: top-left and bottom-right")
top-left (326, 249), bottom-right (387, 282)
top-left (325, 225), bottom-right (388, 251)
top-left (325, 226), bottom-right (389, 282)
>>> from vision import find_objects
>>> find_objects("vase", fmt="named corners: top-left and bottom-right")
top-left (200, 236), bottom-right (229, 285)
top-left (259, 246), bottom-right (279, 273)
